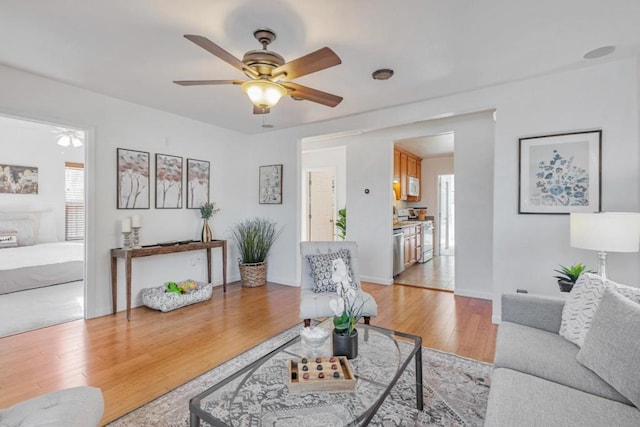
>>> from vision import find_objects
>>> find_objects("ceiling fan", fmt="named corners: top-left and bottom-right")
top-left (173, 28), bottom-right (343, 114)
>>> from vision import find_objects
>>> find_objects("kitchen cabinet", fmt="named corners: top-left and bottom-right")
top-left (393, 147), bottom-right (422, 202)
top-left (402, 224), bottom-right (419, 268)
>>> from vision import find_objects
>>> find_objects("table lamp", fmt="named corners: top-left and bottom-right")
top-left (570, 212), bottom-right (640, 280)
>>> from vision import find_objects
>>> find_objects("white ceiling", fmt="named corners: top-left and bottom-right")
top-left (1, 1), bottom-right (639, 135)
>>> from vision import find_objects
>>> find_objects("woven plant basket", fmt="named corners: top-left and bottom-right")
top-left (239, 261), bottom-right (267, 288)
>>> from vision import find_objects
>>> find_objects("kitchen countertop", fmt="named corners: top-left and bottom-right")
top-left (393, 220), bottom-right (432, 230)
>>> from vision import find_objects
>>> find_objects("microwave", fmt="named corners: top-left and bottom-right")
top-left (408, 177), bottom-right (420, 196)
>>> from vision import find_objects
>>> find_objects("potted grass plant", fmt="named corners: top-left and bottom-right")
top-left (554, 263), bottom-right (591, 292)
top-left (230, 218), bottom-right (282, 288)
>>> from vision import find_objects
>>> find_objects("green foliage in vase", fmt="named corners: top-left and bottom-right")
top-left (230, 217), bottom-right (283, 264)
top-left (199, 202), bottom-right (220, 220)
top-left (336, 208), bottom-right (347, 240)
top-left (553, 263), bottom-right (592, 283)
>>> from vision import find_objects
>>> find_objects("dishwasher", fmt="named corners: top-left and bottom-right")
top-left (393, 230), bottom-right (405, 276)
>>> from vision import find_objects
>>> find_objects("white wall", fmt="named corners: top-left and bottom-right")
top-left (0, 117), bottom-right (84, 240)
top-left (0, 64), bottom-right (249, 318)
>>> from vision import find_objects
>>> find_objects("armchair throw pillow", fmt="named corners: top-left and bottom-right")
top-left (0, 230), bottom-right (18, 248)
top-left (306, 249), bottom-right (357, 293)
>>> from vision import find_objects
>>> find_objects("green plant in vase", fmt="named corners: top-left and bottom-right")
top-left (335, 208), bottom-right (346, 240)
top-left (199, 202), bottom-right (220, 242)
top-left (553, 263), bottom-right (592, 292)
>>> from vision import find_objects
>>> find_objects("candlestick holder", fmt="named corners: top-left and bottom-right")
top-left (122, 231), bottom-right (133, 250)
top-left (132, 226), bottom-right (141, 249)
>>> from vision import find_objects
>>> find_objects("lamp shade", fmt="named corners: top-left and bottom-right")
top-left (570, 212), bottom-right (640, 253)
top-left (241, 80), bottom-right (286, 108)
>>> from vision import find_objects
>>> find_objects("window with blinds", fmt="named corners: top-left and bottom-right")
top-left (65, 162), bottom-right (85, 240)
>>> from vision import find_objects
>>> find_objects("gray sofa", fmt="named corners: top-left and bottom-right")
top-left (485, 293), bottom-right (640, 426)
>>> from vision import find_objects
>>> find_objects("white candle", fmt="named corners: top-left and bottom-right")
top-left (121, 218), bottom-right (131, 233)
top-left (131, 215), bottom-right (141, 228)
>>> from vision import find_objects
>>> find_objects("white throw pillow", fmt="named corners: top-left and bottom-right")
top-left (560, 273), bottom-right (640, 347)
top-left (37, 209), bottom-right (58, 243)
top-left (0, 211), bottom-right (41, 243)
top-left (0, 219), bottom-right (35, 246)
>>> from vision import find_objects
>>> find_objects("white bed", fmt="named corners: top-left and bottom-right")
top-left (0, 241), bottom-right (84, 295)
top-left (0, 207), bottom-right (85, 295)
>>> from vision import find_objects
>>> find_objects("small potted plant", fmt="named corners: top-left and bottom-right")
top-left (230, 217), bottom-right (282, 288)
top-left (199, 202), bottom-right (220, 242)
top-left (553, 263), bottom-right (591, 292)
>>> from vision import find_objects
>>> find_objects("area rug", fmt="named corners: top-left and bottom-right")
top-left (107, 324), bottom-right (492, 426)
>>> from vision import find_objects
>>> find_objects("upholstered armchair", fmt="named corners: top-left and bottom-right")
top-left (299, 241), bottom-right (378, 327)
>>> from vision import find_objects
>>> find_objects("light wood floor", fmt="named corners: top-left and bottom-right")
top-left (394, 255), bottom-right (455, 292)
top-left (0, 282), bottom-right (497, 424)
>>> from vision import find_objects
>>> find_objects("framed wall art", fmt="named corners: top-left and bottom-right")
top-left (117, 148), bottom-right (150, 209)
top-left (155, 153), bottom-right (183, 209)
top-left (186, 158), bottom-right (210, 209)
top-left (0, 164), bottom-right (38, 194)
top-left (518, 130), bottom-right (601, 214)
top-left (259, 164), bottom-right (283, 204)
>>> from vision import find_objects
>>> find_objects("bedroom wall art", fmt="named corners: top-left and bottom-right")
top-left (117, 148), bottom-right (150, 209)
top-left (519, 130), bottom-right (601, 214)
top-left (186, 158), bottom-right (210, 209)
top-left (0, 164), bottom-right (39, 194)
top-left (155, 153), bottom-right (183, 209)
top-left (259, 164), bottom-right (282, 204)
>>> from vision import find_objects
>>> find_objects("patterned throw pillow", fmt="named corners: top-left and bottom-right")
top-left (559, 273), bottom-right (640, 347)
top-left (306, 249), bottom-right (357, 293)
top-left (0, 230), bottom-right (18, 248)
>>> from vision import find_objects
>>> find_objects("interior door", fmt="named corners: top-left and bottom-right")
top-left (308, 171), bottom-right (336, 241)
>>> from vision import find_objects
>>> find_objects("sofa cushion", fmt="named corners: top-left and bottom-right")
top-left (494, 321), bottom-right (630, 404)
top-left (577, 289), bottom-right (640, 408)
top-left (560, 273), bottom-right (640, 347)
top-left (306, 249), bottom-right (356, 293)
top-left (485, 368), bottom-right (640, 427)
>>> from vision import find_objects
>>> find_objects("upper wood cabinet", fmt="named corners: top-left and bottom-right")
top-left (393, 147), bottom-right (422, 201)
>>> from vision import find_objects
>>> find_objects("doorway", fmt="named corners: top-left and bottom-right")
top-left (0, 115), bottom-right (86, 337)
top-left (307, 170), bottom-right (336, 241)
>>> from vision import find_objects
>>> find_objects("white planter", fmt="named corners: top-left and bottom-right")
top-left (141, 281), bottom-right (212, 312)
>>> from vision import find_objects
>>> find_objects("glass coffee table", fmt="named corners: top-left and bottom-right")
top-left (189, 319), bottom-right (423, 426)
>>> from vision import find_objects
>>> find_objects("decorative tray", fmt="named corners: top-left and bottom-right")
top-left (288, 356), bottom-right (355, 393)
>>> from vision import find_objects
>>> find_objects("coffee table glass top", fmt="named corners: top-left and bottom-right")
top-left (189, 319), bottom-right (423, 426)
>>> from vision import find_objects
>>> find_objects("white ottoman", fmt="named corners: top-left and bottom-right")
top-left (0, 386), bottom-right (104, 427)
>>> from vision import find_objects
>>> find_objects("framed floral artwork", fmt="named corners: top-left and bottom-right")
top-left (155, 154), bottom-right (183, 209)
top-left (186, 158), bottom-right (210, 209)
top-left (259, 164), bottom-right (282, 204)
top-left (518, 130), bottom-right (601, 214)
top-left (117, 148), bottom-right (150, 209)
top-left (0, 164), bottom-right (38, 194)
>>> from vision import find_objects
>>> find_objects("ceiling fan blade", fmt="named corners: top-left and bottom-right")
top-left (272, 47), bottom-right (341, 80)
top-left (282, 82), bottom-right (343, 107)
top-left (253, 106), bottom-right (270, 115)
top-left (183, 34), bottom-right (258, 77)
top-left (173, 80), bottom-right (244, 86)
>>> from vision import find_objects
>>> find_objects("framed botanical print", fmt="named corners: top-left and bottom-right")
top-left (186, 158), bottom-right (210, 209)
top-left (259, 164), bottom-right (283, 204)
top-left (155, 153), bottom-right (183, 209)
top-left (117, 148), bottom-right (150, 209)
top-left (518, 130), bottom-right (601, 214)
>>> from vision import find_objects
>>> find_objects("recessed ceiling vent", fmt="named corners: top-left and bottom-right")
top-left (372, 69), bottom-right (394, 80)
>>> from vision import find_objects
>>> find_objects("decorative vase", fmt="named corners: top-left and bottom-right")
top-left (239, 261), bottom-right (267, 287)
top-left (332, 328), bottom-right (358, 359)
top-left (558, 279), bottom-right (574, 293)
top-left (201, 219), bottom-right (212, 242)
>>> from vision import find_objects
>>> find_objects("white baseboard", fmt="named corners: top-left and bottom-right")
top-left (453, 288), bottom-right (493, 301)
top-left (492, 314), bottom-right (501, 324)
top-left (360, 275), bottom-right (393, 285)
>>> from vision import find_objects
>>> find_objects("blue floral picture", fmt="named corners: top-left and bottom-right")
top-left (519, 131), bottom-right (601, 214)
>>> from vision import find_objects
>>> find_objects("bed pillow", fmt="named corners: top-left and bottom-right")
top-left (0, 211), bottom-right (41, 243)
top-left (0, 219), bottom-right (35, 246)
top-left (0, 231), bottom-right (18, 248)
top-left (37, 209), bottom-right (58, 243)
top-left (560, 273), bottom-right (640, 347)
top-left (576, 289), bottom-right (640, 408)
top-left (306, 249), bottom-right (357, 293)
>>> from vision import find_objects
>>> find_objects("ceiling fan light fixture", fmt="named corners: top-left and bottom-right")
top-left (242, 80), bottom-right (287, 108)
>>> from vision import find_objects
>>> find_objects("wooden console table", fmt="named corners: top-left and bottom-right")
top-left (111, 240), bottom-right (227, 320)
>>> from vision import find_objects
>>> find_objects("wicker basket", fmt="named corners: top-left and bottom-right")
top-left (239, 261), bottom-right (267, 287)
